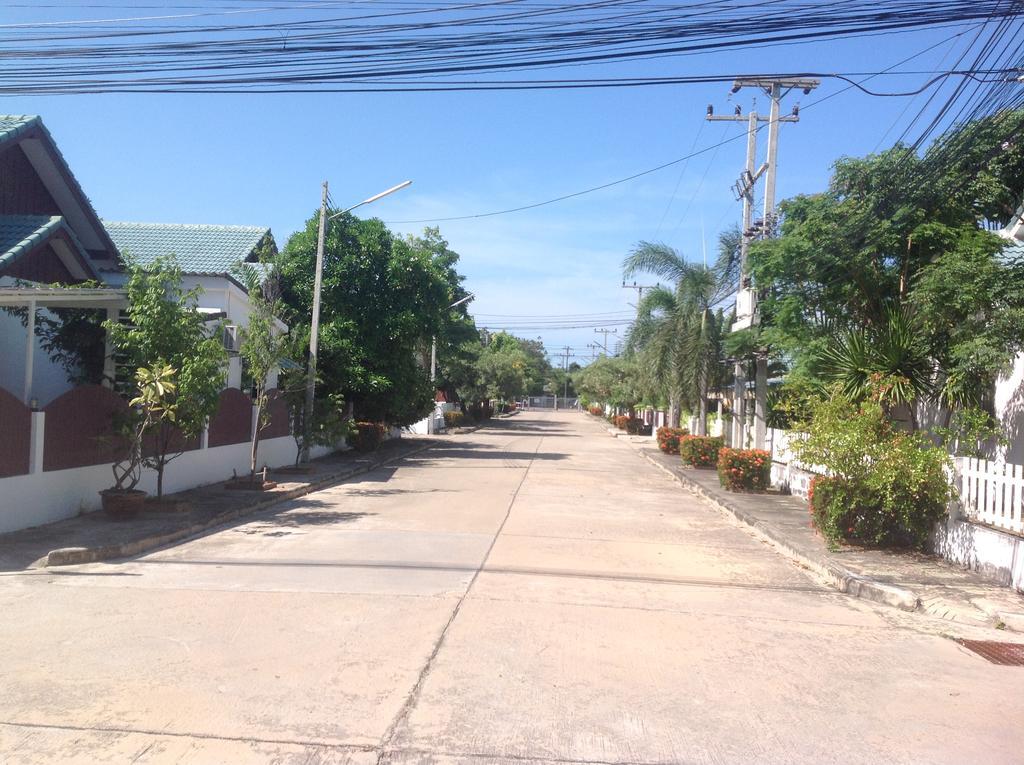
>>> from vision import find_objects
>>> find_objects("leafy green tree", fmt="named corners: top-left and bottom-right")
top-left (749, 111), bottom-right (1024, 420)
top-left (473, 332), bottom-right (531, 402)
top-left (574, 355), bottom-right (639, 411)
top-left (105, 257), bottom-right (227, 498)
top-left (277, 215), bottom-right (464, 426)
top-left (237, 261), bottom-right (289, 479)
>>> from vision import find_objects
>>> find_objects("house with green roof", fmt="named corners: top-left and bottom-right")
top-left (0, 115), bottom-right (302, 534)
top-left (0, 114), bottom-right (283, 403)
top-left (103, 221), bottom-right (282, 388)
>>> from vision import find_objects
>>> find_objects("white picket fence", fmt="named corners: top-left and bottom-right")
top-left (960, 457), bottom-right (1024, 535)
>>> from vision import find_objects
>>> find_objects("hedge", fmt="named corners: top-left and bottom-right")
top-left (679, 435), bottom-right (724, 467)
top-left (656, 426), bottom-right (688, 454)
top-left (717, 448), bottom-right (770, 491)
top-left (443, 411), bottom-right (465, 429)
top-left (352, 422), bottom-right (386, 452)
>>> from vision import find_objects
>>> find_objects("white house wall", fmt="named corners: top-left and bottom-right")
top-left (0, 436), bottom-right (337, 535)
top-left (0, 306), bottom-right (78, 406)
top-left (995, 354), bottom-right (1024, 464)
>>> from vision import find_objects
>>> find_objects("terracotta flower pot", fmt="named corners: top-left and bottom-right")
top-left (99, 489), bottom-right (147, 519)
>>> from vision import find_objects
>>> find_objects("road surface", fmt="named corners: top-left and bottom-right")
top-left (1, 411), bottom-right (1021, 764)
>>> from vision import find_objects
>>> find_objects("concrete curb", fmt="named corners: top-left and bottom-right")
top-left (43, 442), bottom-right (434, 568)
top-left (634, 447), bottom-right (921, 613)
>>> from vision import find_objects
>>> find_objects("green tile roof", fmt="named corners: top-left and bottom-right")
top-left (0, 115), bottom-right (40, 147)
top-left (0, 214), bottom-right (98, 278)
top-left (1002, 238), bottom-right (1024, 261)
top-left (102, 221), bottom-right (270, 276)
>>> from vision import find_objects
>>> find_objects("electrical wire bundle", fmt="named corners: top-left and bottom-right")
top-left (0, 0), bottom-right (1020, 95)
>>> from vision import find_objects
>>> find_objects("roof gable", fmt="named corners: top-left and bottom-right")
top-left (102, 221), bottom-right (272, 277)
top-left (0, 214), bottom-right (101, 281)
top-left (0, 114), bottom-right (119, 264)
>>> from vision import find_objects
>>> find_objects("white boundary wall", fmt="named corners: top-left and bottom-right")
top-left (766, 426), bottom-right (1024, 592)
top-left (0, 436), bottom-right (337, 535)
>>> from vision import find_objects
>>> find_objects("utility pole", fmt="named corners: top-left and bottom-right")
top-left (707, 77), bottom-right (817, 449)
top-left (301, 180), bottom-right (329, 463)
top-left (622, 280), bottom-right (659, 306)
top-left (593, 327), bottom-right (617, 355)
top-left (561, 345), bottom-right (572, 407)
top-left (586, 342), bottom-right (600, 362)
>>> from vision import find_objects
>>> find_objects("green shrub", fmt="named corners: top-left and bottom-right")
top-left (679, 435), bottom-right (724, 467)
top-left (656, 426), bottom-right (688, 454)
top-left (718, 448), bottom-right (771, 491)
top-left (793, 393), bottom-right (950, 549)
top-left (443, 411), bottom-right (465, 429)
top-left (351, 421), bottom-right (386, 452)
top-left (656, 426), bottom-right (687, 453)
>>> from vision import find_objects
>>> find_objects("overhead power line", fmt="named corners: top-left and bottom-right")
top-left (0, 0), bottom-right (1020, 94)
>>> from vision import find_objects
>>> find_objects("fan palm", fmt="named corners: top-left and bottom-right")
top-left (816, 304), bottom-right (935, 428)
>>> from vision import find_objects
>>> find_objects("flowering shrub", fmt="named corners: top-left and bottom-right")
top-left (613, 415), bottom-right (630, 430)
top-left (443, 411), bottom-right (465, 429)
top-left (589, 405), bottom-right (604, 416)
top-left (717, 448), bottom-right (770, 492)
top-left (795, 393), bottom-right (950, 549)
top-left (656, 426), bottom-right (688, 454)
top-left (352, 421), bottom-right (386, 452)
top-left (679, 435), bottom-right (724, 467)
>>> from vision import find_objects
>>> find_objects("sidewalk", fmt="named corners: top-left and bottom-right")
top-left (614, 431), bottom-right (1024, 632)
top-left (0, 437), bottom-right (432, 572)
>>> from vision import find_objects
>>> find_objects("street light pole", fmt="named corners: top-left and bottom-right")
top-left (301, 179), bottom-right (412, 462)
top-left (302, 181), bottom-right (329, 464)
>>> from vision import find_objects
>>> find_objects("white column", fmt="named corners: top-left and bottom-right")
top-left (23, 299), bottom-right (36, 405)
top-left (29, 410), bottom-right (45, 474)
top-left (755, 356), bottom-right (768, 450)
top-left (227, 356), bottom-right (242, 389)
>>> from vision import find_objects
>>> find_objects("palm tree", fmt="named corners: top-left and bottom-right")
top-left (627, 285), bottom-right (684, 426)
top-left (623, 242), bottom-right (728, 435)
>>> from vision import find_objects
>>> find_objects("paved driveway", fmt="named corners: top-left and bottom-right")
top-left (1, 412), bottom-right (1021, 764)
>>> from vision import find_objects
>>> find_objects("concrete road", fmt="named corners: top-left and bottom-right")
top-left (1, 411), bottom-right (1022, 764)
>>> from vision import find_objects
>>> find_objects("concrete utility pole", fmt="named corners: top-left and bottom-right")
top-left (301, 179), bottom-right (412, 461)
top-left (560, 346), bottom-right (572, 407)
top-left (707, 77), bottom-right (817, 449)
top-left (594, 327), bottom-right (617, 355)
top-left (301, 181), bottom-right (329, 463)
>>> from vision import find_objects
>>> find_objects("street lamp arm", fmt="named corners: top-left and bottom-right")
top-left (449, 293), bottom-right (474, 309)
top-left (329, 180), bottom-right (412, 220)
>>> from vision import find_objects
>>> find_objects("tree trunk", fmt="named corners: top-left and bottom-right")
top-left (250, 402), bottom-right (262, 478)
top-left (156, 464), bottom-right (164, 499)
top-left (668, 394), bottom-right (680, 429)
top-left (696, 357), bottom-right (708, 436)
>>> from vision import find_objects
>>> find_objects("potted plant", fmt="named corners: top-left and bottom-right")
top-left (99, 409), bottom-right (146, 519)
top-left (99, 364), bottom-right (176, 518)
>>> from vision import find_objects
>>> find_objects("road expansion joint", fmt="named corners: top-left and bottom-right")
top-left (374, 435), bottom-right (545, 763)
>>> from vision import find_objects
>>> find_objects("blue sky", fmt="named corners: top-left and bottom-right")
top-left (2, 3), bottom-right (992, 364)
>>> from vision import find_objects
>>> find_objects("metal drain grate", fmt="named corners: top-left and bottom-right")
top-left (958, 640), bottom-right (1024, 665)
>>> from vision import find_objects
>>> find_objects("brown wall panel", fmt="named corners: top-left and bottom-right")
top-left (208, 388), bottom-right (253, 447)
top-left (0, 386), bottom-right (31, 478)
top-left (43, 385), bottom-right (128, 472)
